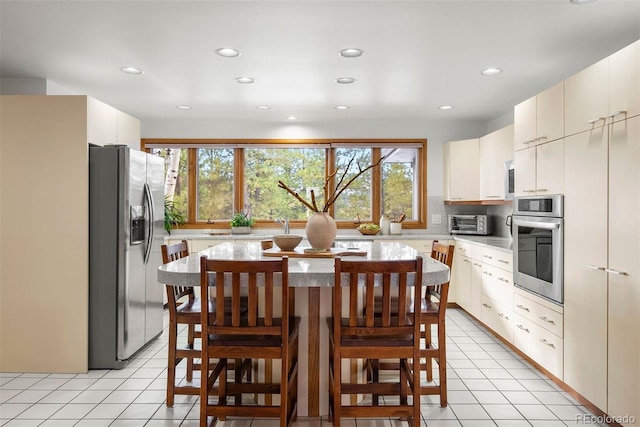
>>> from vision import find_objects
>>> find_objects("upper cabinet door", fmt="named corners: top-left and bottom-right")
top-left (514, 96), bottom-right (537, 150)
top-left (565, 58), bottom-right (609, 137)
top-left (536, 81), bottom-right (565, 145)
top-left (448, 138), bottom-right (480, 201)
top-left (609, 40), bottom-right (640, 123)
top-left (480, 124), bottom-right (513, 200)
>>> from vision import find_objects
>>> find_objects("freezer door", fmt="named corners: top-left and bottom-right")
top-left (144, 153), bottom-right (165, 341)
top-left (117, 148), bottom-right (147, 361)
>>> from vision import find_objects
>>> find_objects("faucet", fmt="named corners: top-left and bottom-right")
top-left (275, 218), bottom-right (290, 234)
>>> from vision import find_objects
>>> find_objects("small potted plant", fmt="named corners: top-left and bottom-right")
top-left (230, 212), bottom-right (255, 234)
top-left (164, 197), bottom-right (186, 234)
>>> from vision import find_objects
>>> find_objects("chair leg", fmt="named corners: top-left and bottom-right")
top-left (424, 324), bottom-right (434, 382)
top-left (438, 319), bottom-right (448, 407)
top-left (186, 323), bottom-right (195, 382)
top-left (166, 318), bottom-right (178, 407)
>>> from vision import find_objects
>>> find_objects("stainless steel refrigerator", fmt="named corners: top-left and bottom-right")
top-left (89, 145), bottom-right (164, 369)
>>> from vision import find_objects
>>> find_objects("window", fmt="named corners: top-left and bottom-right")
top-left (197, 148), bottom-right (234, 222)
top-left (151, 147), bottom-right (188, 214)
top-left (244, 147), bottom-right (325, 221)
top-left (143, 139), bottom-right (427, 229)
top-left (382, 147), bottom-right (419, 221)
top-left (333, 148), bottom-right (373, 221)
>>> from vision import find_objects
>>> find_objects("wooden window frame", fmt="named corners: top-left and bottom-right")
top-left (142, 138), bottom-right (428, 230)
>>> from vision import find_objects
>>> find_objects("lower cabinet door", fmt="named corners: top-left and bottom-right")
top-left (481, 295), bottom-right (513, 343)
top-left (514, 314), bottom-right (563, 380)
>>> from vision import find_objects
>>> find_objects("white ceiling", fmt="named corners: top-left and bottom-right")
top-left (1, 0), bottom-right (639, 125)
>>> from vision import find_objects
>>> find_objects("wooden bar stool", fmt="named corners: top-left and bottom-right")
top-left (162, 240), bottom-right (202, 407)
top-left (373, 241), bottom-right (454, 407)
top-left (328, 257), bottom-right (423, 427)
top-left (199, 256), bottom-right (300, 427)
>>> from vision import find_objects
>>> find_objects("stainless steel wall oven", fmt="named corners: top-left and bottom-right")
top-left (512, 195), bottom-right (564, 305)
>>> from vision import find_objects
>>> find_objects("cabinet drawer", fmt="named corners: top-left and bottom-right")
top-left (481, 264), bottom-right (514, 308)
top-left (481, 247), bottom-right (513, 271)
top-left (481, 295), bottom-right (513, 342)
top-left (514, 293), bottom-right (563, 338)
top-left (455, 240), bottom-right (482, 260)
top-left (190, 240), bottom-right (221, 252)
top-left (514, 314), bottom-right (563, 379)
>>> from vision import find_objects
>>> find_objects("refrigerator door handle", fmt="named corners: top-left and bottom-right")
top-left (143, 183), bottom-right (154, 264)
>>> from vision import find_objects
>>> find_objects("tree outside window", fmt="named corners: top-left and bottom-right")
top-left (197, 148), bottom-right (234, 222)
top-left (244, 148), bottom-right (325, 220)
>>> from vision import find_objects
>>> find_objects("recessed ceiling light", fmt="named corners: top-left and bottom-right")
top-left (481, 68), bottom-right (502, 76)
top-left (176, 105), bottom-right (192, 110)
top-left (570, 0), bottom-right (596, 4)
top-left (215, 48), bottom-right (241, 57)
top-left (235, 77), bottom-right (255, 84)
top-left (335, 105), bottom-right (350, 110)
top-left (285, 116), bottom-right (298, 120)
top-left (256, 105), bottom-right (271, 110)
top-left (339, 48), bottom-right (364, 58)
top-left (121, 66), bottom-right (143, 75)
top-left (336, 77), bottom-right (356, 84)
top-left (439, 105), bottom-right (454, 110)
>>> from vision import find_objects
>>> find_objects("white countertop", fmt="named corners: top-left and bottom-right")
top-left (453, 235), bottom-right (513, 253)
top-left (158, 240), bottom-right (450, 288)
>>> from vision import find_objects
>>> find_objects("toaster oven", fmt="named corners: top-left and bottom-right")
top-left (448, 214), bottom-right (491, 235)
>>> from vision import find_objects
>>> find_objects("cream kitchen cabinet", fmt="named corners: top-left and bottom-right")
top-left (513, 138), bottom-right (564, 196)
top-left (513, 289), bottom-right (564, 380)
top-left (514, 81), bottom-right (564, 150)
top-left (451, 240), bottom-right (480, 312)
top-left (565, 40), bottom-right (639, 137)
top-left (481, 295), bottom-right (513, 343)
top-left (479, 124), bottom-right (514, 201)
top-left (564, 115), bottom-right (640, 423)
top-left (444, 138), bottom-right (479, 201)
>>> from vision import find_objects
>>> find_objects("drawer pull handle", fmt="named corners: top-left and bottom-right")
top-left (536, 136), bottom-right (547, 142)
top-left (516, 324), bottom-right (530, 333)
top-left (539, 338), bottom-right (556, 349)
top-left (463, 259), bottom-right (471, 263)
top-left (516, 304), bottom-right (530, 312)
top-left (483, 303), bottom-right (492, 309)
top-left (483, 271), bottom-right (493, 276)
top-left (498, 313), bottom-right (509, 320)
top-left (498, 277), bottom-right (509, 283)
top-left (608, 110), bottom-right (627, 118)
top-left (605, 268), bottom-right (629, 276)
top-left (498, 259), bottom-right (509, 264)
top-left (536, 188), bottom-right (548, 192)
top-left (523, 190), bottom-right (537, 193)
top-left (473, 262), bottom-right (482, 267)
top-left (484, 255), bottom-right (493, 260)
top-left (587, 117), bottom-right (605, 124)
top-left (539, 316), bottom-right (556, 325)
top-left (586, 264), bottom-right (605, 271)
top-left (486, 195), bottom-right (501, 198)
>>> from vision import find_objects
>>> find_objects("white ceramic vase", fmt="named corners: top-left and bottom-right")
top-left (305, 212), bottom-right (337, 250)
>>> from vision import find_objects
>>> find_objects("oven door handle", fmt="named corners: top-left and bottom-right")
top-left (513, 219), bottom-right (560, 230)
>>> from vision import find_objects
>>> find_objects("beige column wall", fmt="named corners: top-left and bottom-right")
top-left (0, 95), bottom-right (89, 372)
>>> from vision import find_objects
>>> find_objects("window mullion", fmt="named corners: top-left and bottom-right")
top-left (188, 148), bottom-right (197, 224)
top-left (235, 148), bottom-right (245, 214)
top-left (372, 147), bottom-right (382, 221)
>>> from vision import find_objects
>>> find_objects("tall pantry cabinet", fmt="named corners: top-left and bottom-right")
top-left (563, 39), bottom-right (639, 425)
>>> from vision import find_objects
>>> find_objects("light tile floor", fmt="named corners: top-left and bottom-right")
top-left (0, 308), bottom-right (605, 427)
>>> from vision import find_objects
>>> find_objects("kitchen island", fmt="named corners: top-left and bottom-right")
top-left (158, 240), bottom-right (450, 416)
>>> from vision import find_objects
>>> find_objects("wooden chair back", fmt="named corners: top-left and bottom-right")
top-left (334, 257), bottom-right (423, 348)
top-left (427, 240), bottom-right (455, 310)
top-left (161, 240), bottom-right (193, 305)
top-left (200, 256), bottom-right (292, 357)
